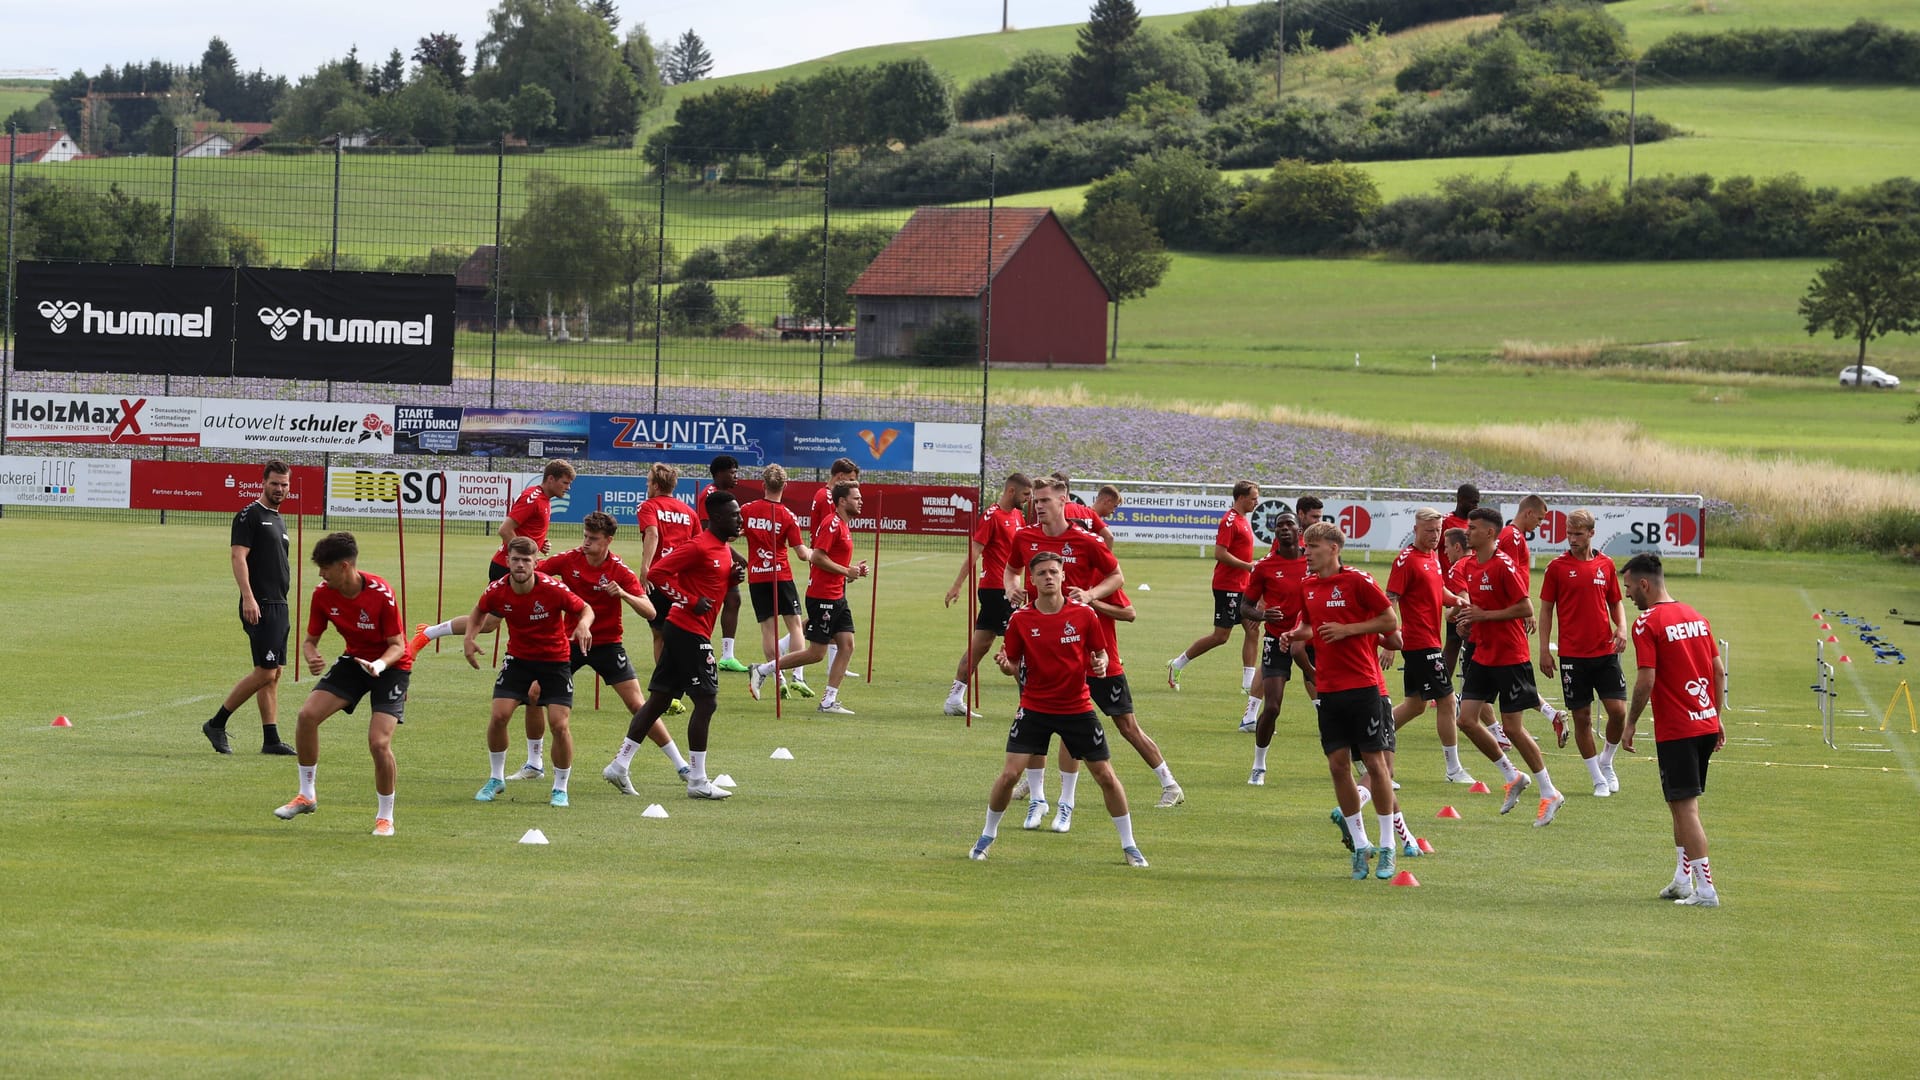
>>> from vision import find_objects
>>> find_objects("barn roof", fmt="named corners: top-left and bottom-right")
top-left (10, 130), bottom-right (71, 162)
top-left (455, 246), bottom-right (497, 290)
top-left (848, 207), bottom-right (1058, 298)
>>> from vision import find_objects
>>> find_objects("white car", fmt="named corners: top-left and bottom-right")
top-left (1839, 364), bottom-right (1901, 388)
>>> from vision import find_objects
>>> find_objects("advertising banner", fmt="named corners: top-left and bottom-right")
top-left (910, 422), bottom-right (984, 474)
top-left (235, 267), bottom-right (455, 384)
top-left (785, 420), bottom-right (914, 471)
top-left (12, 262), bottom-right (233, 377)
top-left (420, 407), bottom-right (589, 459)
top-left (393, 405), bottom-right (465, 454)
top-left (324, 467), bottom-right (533, 521)
top-left (1500, 504), bottom-right (1669, 561)
top-left (0, 455), bottom-right (131, 508)
top-left (197, 400), bottom-right (395, 454)
top-left (6, 392), bottom-right (202, 446)
top-left (588, 412), bottom-right (784, 466)
top-left (126, 461), bottom-right (323, 513)
top-left (6, 393), bottom-right (392, 454)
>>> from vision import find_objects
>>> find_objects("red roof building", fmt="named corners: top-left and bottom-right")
top-left (9, 129), bottom-right (80, 163)
top-left (847, 207), bottom-right (1111, 366)
top-left (180, 121), bottom-right (274, 157)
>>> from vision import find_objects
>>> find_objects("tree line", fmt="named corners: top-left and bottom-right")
top-left (1641, 19), bottom-right (1920, 83)
top-left (647, 59), bottom-right (953, 167)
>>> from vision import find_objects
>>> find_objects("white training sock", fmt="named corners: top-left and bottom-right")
top-left (1601, 740), bottom-right (1620, 767)
top-left (377, 792), bottom-right (394, 820)
top-left (1242, 666), bottom-right (1256, 692)
top-left (1356, 784), bottom-right (1372, 808)
top-left (983, 808), bottom-right (1004, 838)
top-left (614, 738), bottom-right (640, 767)
top-left (950, 679), bottom-right (966, 698)
top-left (1253, 745), bottom-right (1269, 770)
top-left (298, 765), bottom-right (316, 800)
top-left (1692, 856), bottom-right (1717, 898)
top-left (553, 767), bottom-right (570, 792)
top-left (821, 687), bottom-right (838, 706)
top-left (1378, 812), bottom-right (1394, 855)
top-left (1495, 755), bottom-right (1520, 783)
top-left (1170, 653), bottom-right (1190, 671)
top-left (1112, 812), bottom-right (1136, 849)
top-left (1443, 744), bottom-right (1462, 772)
top-left (489, 751), bottom-right (506, 781)
top-left (1673, 845), bottom-right (1691, 886)
top-left (659, 740), bottom-right (689, 772)
top-left (1394, 812), bottom-right (1414, 845)
top-left (425, 620), bottom-right (455, 640)
top-left (525, 738), bottom-right (544, 769)
top-left (1058, 770), bottom-right (1080, 807)
top-left (1539, 700), bottom-right (1559, 722)
top-left (826, 643), bottom-right (839, 670)
top-left (1152, 762), bottom-right (1175, 787)
top-left (1025, 767), bottom-right (1047, 803)
top-left (689, 750), bottom-right (707, 782)
top-left (722, 637), bottom-right (736, 660)
top-left (1533, 769), bottom-right (1558, 799)
top-left (1346, 813), bottom-right (1370, 850)
top-left (1584, 756), bottom-right (1605, 785)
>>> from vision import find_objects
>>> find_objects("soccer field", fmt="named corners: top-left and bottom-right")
top-left (4, 517), bottom-right (1919, 1076)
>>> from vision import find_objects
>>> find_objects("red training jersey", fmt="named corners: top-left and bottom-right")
top-left (308, 571), bottom-right (408, 669)
top-left (1632, 600), bottom-right (1723, 742)
top-left (741, 498), bottom-right (804, 584)
top-left (808, 509), bottom-right (854, 601)
top-left (491, 484), bottom-right (551, 568)
top-left (1211, 509), bottom-right (1256, 592)
top-left (479, 571), bottom-right (586, 664)
top-left (1439, 512), bottom-right (1471, 574)
top-left (1093, 586), bottom-right (1131, 678)
top-left (1243, 551), bottom-right (1309, 641)
top-left (1461, 551), bottom-right (1531, 667)
top-left (1386, 546), bottom-right (1448, 652)
top-left (635, 495), bottom-right (697, 564)
top-left (538, 548), bottom-right (643, 646)
top-left (1299, 566), bottom-right (1391, 694)
top-left (1009, 525), bottom-right (1125, 665)
top-left (1540, 552), bottom-right (1622, 659)
top-left (1064, 501), bottom-right (1107, 540)
top-left (1004, 600), bottom-right (1099, 714)
top-left (972, 503), bottom-right (1024, 589)
top-left (810, 487), bottom-right (836, 533)
top-left (1497, 524), bottom-right (1533, 589)
top-left (650, 530), bottom-right (735, 639)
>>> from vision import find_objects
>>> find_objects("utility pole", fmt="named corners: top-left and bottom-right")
top-left (1626, 59), bottom-right (1639, 193)
top-left (1002, 0), bottom-right (1009, 33)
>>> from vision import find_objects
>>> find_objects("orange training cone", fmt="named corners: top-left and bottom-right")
top-left (1467, 780), bottom-right (1491, 794)
top-left (1436, 806), bottom-right (1461, 819)
top-left (1389, 871), bottom-right (1420, 886)
top-left (1416, 837), bottom-right (1435, 854)
top-left (1839, 655), bottom-right (1852, 663)
top-left (51, 715), bottom-right (72, 728)
top-left (1826, 635), bottom-right (1839, 643)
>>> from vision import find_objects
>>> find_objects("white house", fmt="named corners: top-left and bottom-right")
top-left (179, 121), bottom-right (273, 158)
top-left (10, 129), bottom-right (80, 163)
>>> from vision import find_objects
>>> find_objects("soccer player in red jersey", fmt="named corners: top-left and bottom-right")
top-left (1490, 494), bottom-right (1565, 742)
top-left (1052, 471), bottom-right (1116, 546)
top-left (742, 465), bottom-right (816, 698)
top-left (944, 472), bottom-right (1032, 718)
top-left (1277, 522), bottom-right (1401, 880)
top-left (1241, 510), bottom-right (1313, 784)
top-left (1386, 508), bottom-right (1475, 784)
top-left (693, 455), bottom-right (752, 673)
top-left (488, 459), bottom-right (575, 581)
top-left (1538, 509), bottom-right (1630, 798)
top-left (464, 537), bottom-right (593, 807)
top-left (967, 552), bottom-right (1147, 867)
top-left (1624, 554), bottom-right (1727, 906)
top-left (1453, 507), bottom-right (1566, 826)
top-left (1167, 482), bottom-right (1262, 715)
top-left (271, 532), bottom-right (408, 835)
top-left (1090, 485), bottom-right (1122, 532)
top-left (205, 459), bottom-right (297, 756)
top-left (748, 480), bottom-right (869, 714)
top-left (809, 457), bottom-right (862, 677)
top-left (1439, 484), bottom-right (1478, 681)
top-left (635, 462), bottom-right (699, 662)
top-left (606, 490), bottom-right (746, 800)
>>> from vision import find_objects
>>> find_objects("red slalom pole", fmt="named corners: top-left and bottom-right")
top-left (293, 475), bottom-right (305, 683)
top-left (865, 489), bottom-right (882, 683)
top-left (493, 475), bottom-right (510, 668)
top-left (435, 469), bottom-right (447, 652)
top-left (965, 503), bottom-right (978, 725)
top-left (393, 474), bottom-right (408, 628)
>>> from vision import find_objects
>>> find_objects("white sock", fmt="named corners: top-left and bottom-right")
top-left (983, 807), bottom-right (1004, 838)
top-left (1152, 762), bottom-right (1175, 787)
top-left (1253, 745), bottom-right (1269, 770)
top-left (1346, 812), bottom-right (1370, 850)
top-left (1495, 755), bottom-right (1520, 783)
top-left (298, 765), bottom-right (316, 800)
top-left (1584, 756), bottom-right (1605, 785)
top-left (659, 740), bottom-right (689, 772)
top-left (821, 687), bottom-right (838, 706)
top-left (1058, 770), bottom-right (1080, 807)
top-left (826, 644), bottom-right (838, 670)
top-left (614, 738), bottom-right (640, 767)
top-left (1601, 740), bottom-right (1620, 767)
top-left (689, 750), bottom-right (707, 782)
top-left (525, 738), bottom-right (544, 769)
top-left (425, 620), bottom-right (455, 640)
top-left (949, 679), bottom-right (966, 699)
top-left (1025, 767), bottom-right (1047, 803)
top-left (1394, 812), bottom-right (1414, 845)
top-left (377, 791), bottom-right (394, 820)
top-left (1377, 812), bottom-right (1394, 854)
top-left (1170, 652), bottom-right (1190, 671)
top-left (1673, 845), bottom-right (1691, 886)
top-left (1533, 769), bottom-right (1559, 799)
top-left (1692, 856), bottom-right (1717, 898)
top-left (1356, 784), bottom-right (1372, 808)
top-left (722, 637), bottom-right (736, 660)
top-left (1112, 812), bottom-right (1136, 849)
top-left (1540, 700), bottom-right (1559, 722)
top-left (1443, 744), bottom-right (1461, 772)
top-left (1242, 666), bottom-right (1256, 692)
top-left (489, 750), bottom-right (506, 781)
top-left (553, 766), bottom-right (570, 792)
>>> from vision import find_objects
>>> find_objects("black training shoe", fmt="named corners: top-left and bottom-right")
top-left (261, 741), bottom-right (297, 756)
top-left (202, 720), bottom-right (233, 755)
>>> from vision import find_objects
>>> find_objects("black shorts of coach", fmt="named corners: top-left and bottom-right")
top-left (804, 597), bottom-right (856, 644)
top-left (1260, 634), bottom-right (1294, 682)
top-left (1318, 687), bottom-right (1393, 757)
top-left (571, 641), bottom-right (639, 685)
top-left (1212, 589), bottom-right (1243, 630)
top-left (494, 657), bottom-right (575, 708)
top-left (1088, 674), bottom-right (1134, 718)
top-left (749, 580), bottom-right (802, 622)
top-left (1402, 647), bottom-right (1452, 702)
top-left (1656, 731), bottom-right (1718, 802)
top-left (649, 623), bottom-right (719, 698)
top-left (1559, 654), bottom-right (1628, 711)
top-left (241, 601), bottom-right (290, 670)
top-left (1460, 659), bottom-right (1541, 714)
top-left (1006, 707), bottom-right (1111, 763)
top-left (974, 588), bottom-right (1014, 635)
top-left (315, 657), bottom-right (411, 722)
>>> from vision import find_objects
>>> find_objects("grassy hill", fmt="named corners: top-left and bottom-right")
top-left (0, 82), bottom-right (51, 120)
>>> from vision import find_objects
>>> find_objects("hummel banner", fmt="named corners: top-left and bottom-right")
top-left (13, 262), bottom-right (233, 376)
top-left (236, 267), bottom-right (454, 384)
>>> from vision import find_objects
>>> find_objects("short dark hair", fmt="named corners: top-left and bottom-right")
top-left (1467, 507), bottom-right (1503, 528)
top-left (1443, 527), bottom-right (1469, 549)
top-left (703, 489), bottom-right (737, 519)
top-left (831, 480), bottom-right (858, 505)
top-left (1028, 550), bottom-right (1065, 571)
top-left (1622, 553), bottom-right (1664, 580)
top-left (1050, 470), bottom-right (1071, 484)
top-left (263, 458), bottom-right (291, 479)
top-left (1232, 480), bottom-right (1257, 499)
top-left (1005, 472), bottom-right (1032, 489)
top-left (1295, 495), bottom-right (1323, 515)
top-left (310, 531), bottom-right (357, 566)
top-left (710, 455), bottom-right (739, 474)
top-left (1456, 482), bottom-right (1480, 503)
top-left (582, 510), bottom-right (618, 536)
top-left (830, 457), bottom-right (860, 478)
top-left (507, 536), bottom-right (539, 557)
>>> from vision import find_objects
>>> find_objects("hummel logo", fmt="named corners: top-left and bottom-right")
top-left (36, 300), bottom-right (81, 333)
top-left (258, 307), bottom-right (301, 341)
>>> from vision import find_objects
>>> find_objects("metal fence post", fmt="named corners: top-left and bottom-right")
top-left (3, 128), bottom-right (15, 459)
top-left (652, 144), bottom-right (667, 413)
top-left (323, 136), bottom-right (343, 529)
top-left (161, 125), bottom-right (181, 524)
top-left (490, 138), bottom-right (504, 407)
top-left (817, 152), bottom-right (830, 421)
top-left (979, 153), bottom-right (996, 507)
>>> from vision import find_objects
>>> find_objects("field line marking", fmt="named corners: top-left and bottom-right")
top-left (1802, 589), bottom-right (1920, 796)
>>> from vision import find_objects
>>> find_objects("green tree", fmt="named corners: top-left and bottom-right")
top-left (1234, 159), bottom-right (1382, 253)
top-left (509, 83), bottom-right (557, 139)
top-left (1081, 147), bottom-right (1231, 248)
top-left (1073, 200), bottom-right (1171, 361)
top-left (665, 29), bottom-right (715, 84)
top-left (1800, 229), bottom-right (1920, 384)
top-left (912, 311), bottom-right (981, 365)
top-left (476, 0), bottom-right (640, 139)
top-left (199, 37), bottom-right (244, 120)
top-left (621, 25), bottom-right (666, 112)
top-left (504, 171), bottom-right (626, 341)
top-left (413, 33), bottom-right (468, 93)
top-left (866, 59), bottom-right (953, 146)
top-left (274, 62), bottom-right (374, 140)
top-left (401, 71), bottom-right (461, 144)
top-left (376, 49), bottom-right (407, 96)
top-left (787, 225), bottom-right (896, 327)
top-left (174, 206), bottom-right (266, 267)
top-left (1066, 0), bottom-right (1142, 120)
top-left (589, 0), bottom-right (620, 31)
top-left (615, 213), bottom-right (669, 341)
top-left (1467, 31), bottom-right (1552, 115)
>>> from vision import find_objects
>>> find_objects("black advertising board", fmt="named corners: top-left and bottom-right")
top-left (235, 268), bottom-right (455, 384)
top-left (12, 262), bottom-right (233, 376)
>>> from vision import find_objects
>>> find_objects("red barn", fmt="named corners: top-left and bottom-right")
top-left (847, 207), bottom-right (1110, 366)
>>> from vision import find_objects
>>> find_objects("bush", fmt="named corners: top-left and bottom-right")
top-left (957, 52), bottom-right (1071, 120)
top-left (911, 311), bottom-right (980, 365)
top-left (1643, 19), bottom-right (1920, 83)
top-left (664, 279), bottom-right (741, 335)
top-left (1232, 159), bottom-right (1383, 253)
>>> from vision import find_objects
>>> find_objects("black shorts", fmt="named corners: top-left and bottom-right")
top-left (1088, 673), bottom-right (1134, 718)
top-left (1402, 647), bottom-right (1452, 702)
top-left (1445, 618), bottom-right (1462, 646)
top-left (1260, 635), bottom-right (1294, 681)
top-left (1318, 686), bottom-right (1392, 757)
top-left (804, 597), bottom-right (855, 644)
top-left (314, 658), bottom-right (411, 722)
top-left (494, 657), bottom-right (575, 708)
top-left (1559, 654), bottom-right (1628, 710)
top-left (1376, 693), bottom-right (1398, 754)
top-left (488, 560), bottom-right (510, 582)
top-left (749, 580), bottom-right (802, 622)
top-left (1656, 732), bottom-right (1718, 802)
top-left (1212, 590), bottom-right (1243, 629)
top-left (648, 623), bottom-right (719, 698)
top-left (1006, 708), bottom-right (1111, 763)
top-left (975, 588), bottom-right (1014, 635)
top-left (646, 586), bottom-right (676, 629)
top-left (571, 642), bottom-right (638, 685)
top-left (1460, 659), bottom-right (1540, 715)
top-left (241, 602), bottom-right (290, 669)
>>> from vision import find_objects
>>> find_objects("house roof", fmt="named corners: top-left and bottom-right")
top-left (190, 121), bottom-right (274, 138)
top-left (10, 130), bottom-right (72, 162)
top-left (848, 207), bottom-right (1057, 298)
top-left (455, 246), bottom-right (497, 290)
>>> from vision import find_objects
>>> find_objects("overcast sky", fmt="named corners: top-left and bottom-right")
top-left (10, 1), bottom-right (1206, 84)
